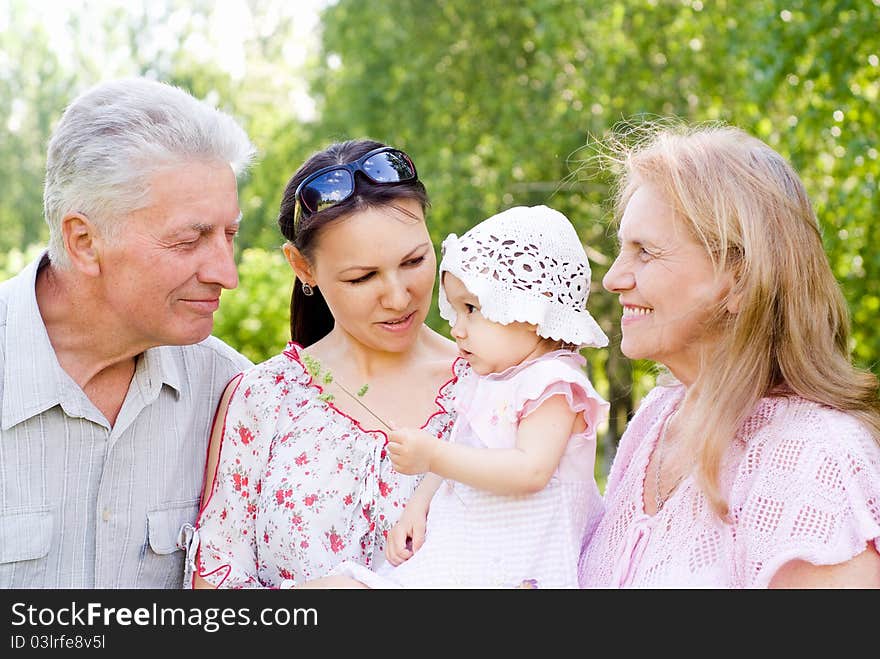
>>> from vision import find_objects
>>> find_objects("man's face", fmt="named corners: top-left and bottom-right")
top-left (97, 160), bottom-right (241, 349)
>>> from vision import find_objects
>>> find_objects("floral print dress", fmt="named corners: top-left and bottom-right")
top-left (190, 342), bottom-right (466, 588)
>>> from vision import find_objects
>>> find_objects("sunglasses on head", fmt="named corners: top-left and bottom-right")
top-left (293, 146), bottom-right (419, 228)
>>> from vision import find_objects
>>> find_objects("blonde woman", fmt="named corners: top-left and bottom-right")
top-left (580, 123), bottom-right (880, 588)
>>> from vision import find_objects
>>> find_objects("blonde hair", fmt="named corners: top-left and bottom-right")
top-left (611, 121), bottom-right (880, 517)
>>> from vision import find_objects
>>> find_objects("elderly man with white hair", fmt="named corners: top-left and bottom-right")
top-left (0, 78), bottom-right (255, 588)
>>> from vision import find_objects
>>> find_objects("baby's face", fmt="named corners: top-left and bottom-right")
top-left (442, 272), bottom-right (542, 376)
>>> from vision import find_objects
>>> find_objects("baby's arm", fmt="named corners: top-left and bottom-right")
top-left (389, 395), bottom-right (578, 496)
top-left (385, 473), bottom-right (442, 565)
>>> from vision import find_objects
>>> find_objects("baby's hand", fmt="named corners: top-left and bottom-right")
top-left (385, 521), bottom-right (420, 566)
top-left (386, 427), bottom-right (436, 475)
top-left (385, 502), bottom-right (429, 566)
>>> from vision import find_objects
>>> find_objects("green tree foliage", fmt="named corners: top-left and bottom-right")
top-left (0, 2), bottom-right (75, 256)
top-left (0, 244), bottom-right (46, 282)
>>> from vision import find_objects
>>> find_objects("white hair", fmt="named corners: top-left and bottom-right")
top-left (43, 77), bottom-right (256, 268)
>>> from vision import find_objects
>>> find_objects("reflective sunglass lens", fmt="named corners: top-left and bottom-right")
top-left (362, 151), bottom-right (415, 182)
top-left (302, 170), bottom-right (354, 213)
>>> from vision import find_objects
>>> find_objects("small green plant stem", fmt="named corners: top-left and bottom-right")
top-left (334, 383), bottom-right (392, 431)
top-left (302, 352), bottom-right (392, 430)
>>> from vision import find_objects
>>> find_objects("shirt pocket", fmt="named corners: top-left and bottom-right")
top-left (147, 502), bottom-right (200, 554)
top-left (0, 508), bottom-right (53, 587)
top-left (143, 501), bottom-right (200, 588)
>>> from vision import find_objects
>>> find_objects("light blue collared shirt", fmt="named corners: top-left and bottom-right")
top-left (0, 252), bottom-right (251, 588)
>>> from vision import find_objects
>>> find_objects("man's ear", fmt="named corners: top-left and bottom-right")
top-left (61, 212), bottom-right (101, 277)
top-left (282, 243), bottom-right (316, 287)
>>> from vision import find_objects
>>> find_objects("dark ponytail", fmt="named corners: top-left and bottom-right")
top-left (277, 139), bottom-right (429, 347)
top-left (288, 278), bottom-right (334, 348)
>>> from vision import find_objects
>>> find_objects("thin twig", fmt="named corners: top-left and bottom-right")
top-left (301, 353), bottom-right (392, 430)
top-left (335, 383), bottom-right (392, 431)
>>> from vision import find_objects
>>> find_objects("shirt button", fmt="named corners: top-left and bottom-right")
top-left (101, 509), bottom-right (111, 522)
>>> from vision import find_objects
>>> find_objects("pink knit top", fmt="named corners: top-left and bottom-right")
top-left (580, 384), bottom-right (880, 588)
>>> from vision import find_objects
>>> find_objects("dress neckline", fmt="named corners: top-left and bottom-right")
top-left (483, 349), bottom-right (586, 382)
top-left (638, 387), bottom-right (690, 519)
top-left (284, 341), bottom-right (465, 437)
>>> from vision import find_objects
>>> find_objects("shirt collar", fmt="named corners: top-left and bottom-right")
top-left (138, 345), bottom-right (184, 401)
top-left (2, 252), bottom-right (182, 431)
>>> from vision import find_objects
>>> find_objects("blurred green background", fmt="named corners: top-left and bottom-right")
top-left (2, 0), bottom-right (878, 477)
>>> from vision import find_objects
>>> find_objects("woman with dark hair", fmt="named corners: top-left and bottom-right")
top-left (189, 140), bottom-right (465, 588)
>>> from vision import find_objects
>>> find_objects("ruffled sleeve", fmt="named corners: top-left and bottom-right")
top-left (516, 360), bottom-right (609, 434)
top-left (193, 351), bottom-right (311, 588)
top-left (730, 400), bottom-right (880, 588)
top-left (460, 352), bottom-right (608, 453)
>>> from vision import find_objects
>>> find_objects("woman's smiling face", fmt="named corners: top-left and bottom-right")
top-left (602, 183), bottom-right (733, 384)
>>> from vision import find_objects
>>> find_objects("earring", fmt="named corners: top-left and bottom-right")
top-left (302, 282), bottom-right (314, 297)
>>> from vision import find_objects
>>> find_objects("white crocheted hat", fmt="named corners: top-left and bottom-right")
top-left (438, 205), bottom-right (608, 349)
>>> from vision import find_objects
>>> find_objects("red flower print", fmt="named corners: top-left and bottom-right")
top-left (328, 532), bottom-right (344, 554)
top-left (275, 373), bottom-right (285, 384)
top-left (295, 452), bottom-right (309, 466)
top-left (304, 495), bottom-right (317, 506)
top-left (343, 494), bottom-right (353, 506)
top-left (378, 480), bottom-right (392, 497)
top-left (275, 489), bottom-right (286, 505)
top-left (237, 425), bottom-right (254, 445)
top-left (232, 473), bottom-right (242, 492)
top-left (300, 540), bottom-right (309, 548)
